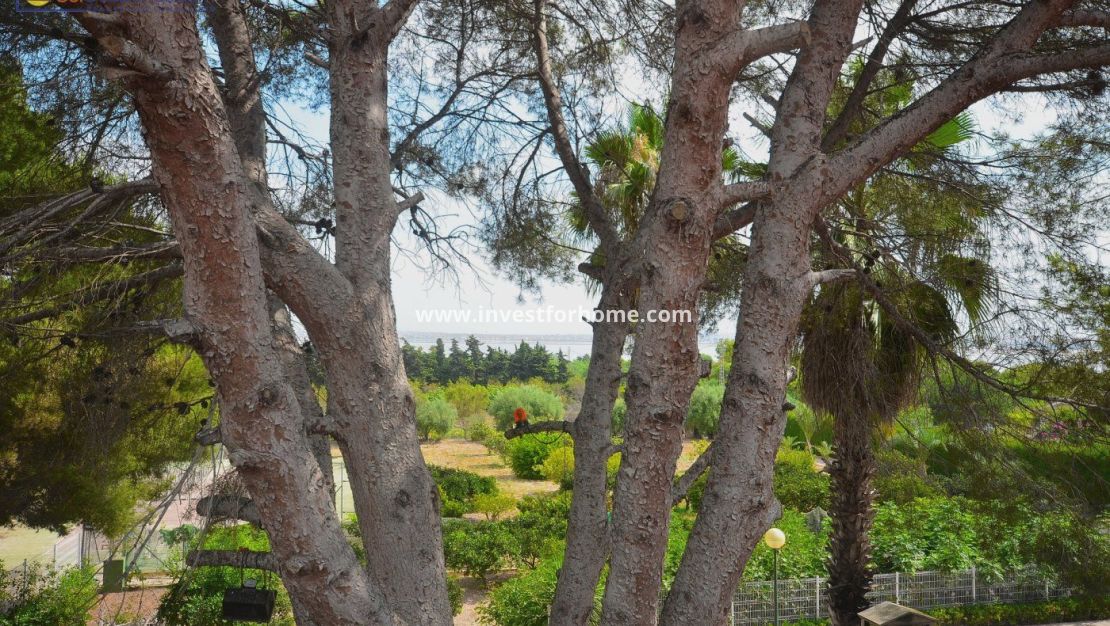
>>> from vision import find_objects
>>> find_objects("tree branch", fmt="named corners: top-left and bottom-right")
top-left (1056, 9), bottom-right (1110, 29)
top-left (713, 202), bottom-right (757, 239)
top-left (186, 549), bottom-right (276, 571)
top-left (378, 0), bottom-right (421, 42)
top-left (531, 0), bottom-right (621, 254)
top-left (504, 420), bottom-right (573, 440)
top-left (197, 495), bottom-right (261, 525)
top-left (830, 0), bottom-right (1110, 199)
top-left (807, 268), bottom-right (855, 286)
top-left (716, 20), bottom-right (810, 78)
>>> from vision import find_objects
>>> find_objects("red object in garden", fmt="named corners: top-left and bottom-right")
top-left (513, 407), bottom-right (529, 428)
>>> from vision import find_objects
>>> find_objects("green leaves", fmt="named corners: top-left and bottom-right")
top-left (924, 111), bottom-right (976, 150)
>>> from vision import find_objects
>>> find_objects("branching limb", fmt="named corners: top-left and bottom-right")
top-left (395, 191), bottom-right (425, 213)
top-left (378, 0), bottom-right (421, 42)
top-left (504, 421), bottom-right (573, 439)
top-left (187, 549), bottom-right (276, 571)
top-left (807, 268), bottom-right (855, 286)
top-left (1056, 9), bottom-right (1110, 29)
top-left (830, 0), bottom-right (1109, 196)
top-left (713, 202), bottom-right (757, 239)
top-left (531, 0), bottom-right (621, 254)
top-left (670, 441), bottom-right (714, 507)
top-left (197, 495), bottom-right (261, 525)
top-left (715, 20), bottom-right (810, 78)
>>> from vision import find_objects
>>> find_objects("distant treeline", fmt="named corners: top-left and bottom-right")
top-left (401, 337), bottom-right (576, 384)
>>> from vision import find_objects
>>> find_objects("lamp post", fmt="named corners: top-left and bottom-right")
top-left (764, 527), bottom-right (787, 626)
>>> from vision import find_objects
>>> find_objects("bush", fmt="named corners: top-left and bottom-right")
top-left (512, 492), bottom-right (572, 568)
top-left (540, 444), bottom-right (575, 489)
top-left (740, 509), bottom-right (829, 581)
top-left (478, 554), bottom-right (563, 626)
top-left (773, 448), bottom-right (830, 511)
top-left (429, 465), bottom-right (498, 516)
top-left (468, 421), bottom-right (496, 443)
top-left (416, 394), bottom-right (457, 441)
top-left (473, 493), bottom-right (516, 520)
top-left (488, 385), bottom-right (564, 430)
top-left (447, 575), bottom-right (464, 616)
top-left (443, 380), bottom-right (489, 419)
top-left (0, 564), bottom-right (98, 626)
top-left (685, 380), bottom-right (724, 437)
top-left (505, 435), bottom-right (568, 480)
top-left (611, 397), bottom-right (626, 436)
top-left (443, 520), bottom-right (517, 582)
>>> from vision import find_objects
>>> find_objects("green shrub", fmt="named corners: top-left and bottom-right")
top-left (444, 380), bottom-right (490, 419)
top-left (478, 553), bottom-right (598, 626)
top-left (685, 380), bottom-right (724, 437)
top-left (505, 435), bottom-right (568, 480)
top-left (430, 465), bottom-right (498, 503)
top-left (773, 448), bottom-right (830, 511)
top-left (781, 596), bottom-right (1110, 626)
top-left (512, 492), bottom-right (572, 568)
top-left (874, 447), bottom-right (943, 504)
top-left (443, 520), bottom-right (517, 582)
top-left (447, 575), bottom-right (464, 616)
top-left (473, 493), bottom-right (516, 520)
top-left (611, 397), bottom-right (626, 435)
top-left (488, 385), bottom-right (565, 430)
top-left (416, 395), bottom-right (457, 441)
top-left (428, 465), bottom-right (498, 516)
top-left (0, 564), bottom-right (98, 626)
top-left (740, 509), bottom-right (829, 581)
top-left (930, 596), bottom-right (1110, 625)
top-left (541, 444), bottom-right (575, 489)
top-left (468, 421), bottom-right (496, 443)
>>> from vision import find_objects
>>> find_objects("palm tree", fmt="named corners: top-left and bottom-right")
top-left (801, 61), bottom-right (995, 625)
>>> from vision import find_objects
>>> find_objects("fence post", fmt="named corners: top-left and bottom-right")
top-left (894, 572), bottom-right (900, 604)
top-left (815, 576), bottom-right (820, 619)
top-left (971, 566), bottom-right (977, 603)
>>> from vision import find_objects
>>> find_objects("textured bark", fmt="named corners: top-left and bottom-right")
top-left (660, 3), bottom-right (865, 623)
top-left (549, 280), bottom-right (630, 625)
top-left (827, 410), bottom-right (877, 626)
top-left (78, 8), bottom-right (392, 622)
top-left (600, 4), bottom-right (742, 622)
top-left (319, 1), bottom-right (452, 621)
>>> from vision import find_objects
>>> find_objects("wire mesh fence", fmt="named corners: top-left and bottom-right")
top-left (730, 567), bottom-right (1070, 625)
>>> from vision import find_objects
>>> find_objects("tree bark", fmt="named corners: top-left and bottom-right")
top-left (549, 279), bottom-right (630, 625)
top-left (317, 2), bottom-right (452, 621)
top-left (600, 3), bottom-right (741, 622)
top-left (79, 8), bottom-right (393, 622)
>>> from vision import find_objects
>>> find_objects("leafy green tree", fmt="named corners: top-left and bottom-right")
top-left (416, 394), bottom-right (457, 441)
top-left (488, 385), bottom-right (564, 430)
top-left (684, 380), bottom-right (725, 437)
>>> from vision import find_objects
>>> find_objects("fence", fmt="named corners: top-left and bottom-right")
top-left (730, 567), bottom-right (1070, 625)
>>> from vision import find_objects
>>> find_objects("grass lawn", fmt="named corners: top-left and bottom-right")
top-left (0, 525), bottom-right (60, 567)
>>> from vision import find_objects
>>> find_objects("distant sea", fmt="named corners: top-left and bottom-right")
top-left (399, 331), bottom-right (726, 359)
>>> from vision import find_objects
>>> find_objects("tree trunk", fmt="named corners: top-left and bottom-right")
top-left (318, 3), bottom-right (452, 620)
top-left (88, 8), bottom-right (393, 622)
top-left (549, 279), bottom-right (630, 625)
top-left (827, 409), bottom-right (877, 626)
top-left (600, 4), bottom-right (739, 619)
top-left (660, 199), bottom-right (813, 625)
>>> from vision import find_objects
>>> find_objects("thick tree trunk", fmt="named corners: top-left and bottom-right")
top-left (827, 410), bottom-right (877, 626)
top-left (89, 8), bottom-right (393, 622)
top-left (549, 280), bottom-right (630, 625)
top-left (318, 3), bottom-right (452, 621)
top-left (600, 5), bottom-right (739, 621)
top-left (660, 199), bottom-right (813, 625)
